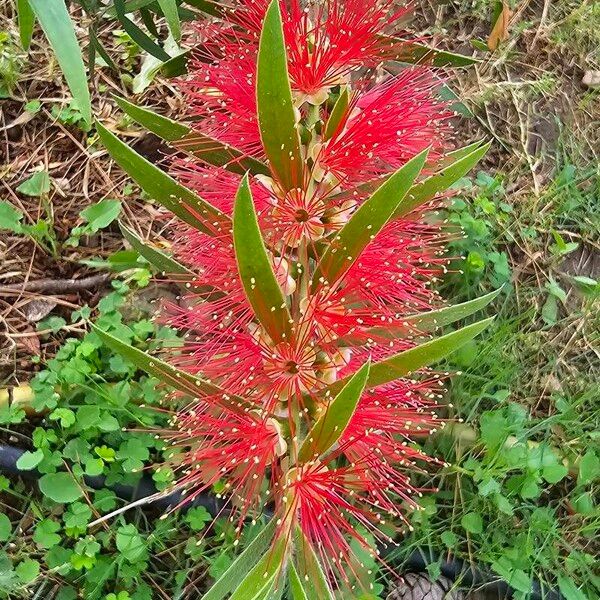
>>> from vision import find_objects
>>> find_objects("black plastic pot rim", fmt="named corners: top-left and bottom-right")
top-left (0, 443), bottom-right (562, 600)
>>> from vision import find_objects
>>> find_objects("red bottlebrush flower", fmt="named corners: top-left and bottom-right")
top-left (96, 0), bottom-right (493, 592)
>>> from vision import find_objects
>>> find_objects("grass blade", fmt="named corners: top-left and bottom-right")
top-left (312, 148), bottom-right (428, 292)
top-left (202, 519), bottom-right (278, 600)
top-left (233, 175), bottom-right (293, 345)
top-left (96, 122), bottom-right (231, 236)
top-left (16, 0), bottom-right (35, 50)
top-left (326, 317), bottom-right (495, 394)
top-left (91, 325), bottom-right (253, 415)
top-left (156, 0), bottom-right (181, 41)
top-left (257, 0), bottom-right (303, 192)
top-left (28, 0), bottom-right (91, 126)
top-left (298, 361), bottom-right (370, 463)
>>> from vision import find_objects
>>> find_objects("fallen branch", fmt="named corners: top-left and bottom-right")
top-left (0, 273), bottom-right (112, 295)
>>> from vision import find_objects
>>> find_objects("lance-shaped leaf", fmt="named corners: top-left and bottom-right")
top-left (311, 148), bottom-right (428, 292)
top-left (119, 221), bottom-right (194, 276)
top-left (389, 40), bottom-right (478, 67)
top-left (29, 0), bottom-right (91, 127)
top-left (229, 535), bottom-right (287, 600)
top-left (368, 287), bottom-right (502, 337)
top-left (233, 175), bottom-right (293, 344)
top-left (203, 519), bottom-right (277, 600)
top-left (16, 0), bottom-right (35, 50)
top-left (96, 122), bottom-right (230, 236)
top-left (113, 97), bottom-right (271, 176)
top-left (113, 96), bottom-right (189, 141)
top-left (91, 325), bottom-right (253, 415)
top-left (391, 141), bottom-right (491, 219)
top-left (326, 317), bottom-right (495, 395)
top-left (323, 88), bottom-right (350, 141)
top-left (174, 132), bottom-right (271, 177)
top-left (298, 361), bottom-right (370, 463)
top-left (257, 0), bottom-right (303, 192)
top-left (156, 0), bottom-right (181, 41)
top-left (288, 563), bottom-right (309, 600)
top-left (294, 528), bottom-right (335, 600)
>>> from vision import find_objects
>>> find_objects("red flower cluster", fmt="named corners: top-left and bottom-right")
top-left (161, 0), bottom-right (453, 585)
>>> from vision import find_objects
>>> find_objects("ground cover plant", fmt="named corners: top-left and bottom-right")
top-left (0, 0), bottom-right (598, 598)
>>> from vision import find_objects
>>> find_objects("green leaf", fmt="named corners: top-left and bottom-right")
top-left (256, 0), bottom-right (303, 192)
top-left (557, 576), bottom-right (589, 600)
top-left (16, 0), bottom-right (35, 50)
top-left (119, 221), bottom-right (194, 276)
top-left (312, 148), bottom-right (429, 292)
top-left (80, 199), bottom-right (121, 232)
top-left (578, 450), bottom-right (599, 486)
top-left (113, 0), bottom-right (170, 61)
top-left (0, 514), bottom-right (11, 542)
top-left (95, 122), bottom-right (230, 236)
top-left (156, 0), bottom-right (181, 41)
top-left (15, 559), bottom-right (40, 584)
top-left (298, 360), bottom-right (370, 463)
top-left (389, 40), bottom-right (478, 67)
top-left (288, 562), bottom-right (309, 600)
top-left (28, 0), bottom-right (91, 126)
top-left (173, 132), bottom-right (271, 177)
top-left (116, 524), bottom-right (147, 562)
top-left (0, 201), bottom-right (24, 233)
top-left (323, 88), bottom-right (349, 141)
top-left (294, 529), bottom-right (335, 600)
top-left (229, 536), bottom-right (286, 600)
top-left (113, 96), bottom-right (189, 141)
top-left (391, 141), bottom-right (491, 219)
top-left (326, 317), bottom-right (494, 395)
top-left (91, 324), bottom-right (252, 415)
top-left (160, 49), bottom-right (190, 77)
top-left (368, 287), bottom-right (502, 337)
top-left (39, 473), bottom-right (83, 504)
top-left (16, 449), bottom-right (44, 471)
top-left (203, 519), bottom-right (277, 600)
top-left (461, 512), bottom-right (483, 534)
top-left (33, 519), bottom-right (61, 549)
top-left (233, 174), bottom-right (293, 345)
top-left (16, 171), bottom-right (50, 197)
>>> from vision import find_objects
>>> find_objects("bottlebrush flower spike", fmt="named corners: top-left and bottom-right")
top-left (95, 0), bottom-right (497, 595)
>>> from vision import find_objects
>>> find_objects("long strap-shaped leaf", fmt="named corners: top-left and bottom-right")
top-left (389, 40), bottom-right (478, 67)
top-left (229, 535), bottom-right (287, 600)
top-left (119, 221), bottom-right (194, 276)
top-left (16, 0), bottom-right (35, 50)
top-left (323, 88), bottom-right (350, 141)
top-left (256, 0), bottom-right (303, 192)
top-left (325, 317), bottom-right (494, 395)
top-left (156, 0), bottom-right (181, 41)
top-left (29, 0), bottom-right (91, 127)
top-left (203, 519), bottom-right (277, 600)
top-left (288, 563), bottom-right (309, 600)
top-left (311, 148), bottom-right (428, 292)
top-left (96, 123), bottom-right (230, 236)
top-left (114, 97), bottom-right (271, 176)
top-left (233, 175), bottom-right (293, 345)
top-left (91, 325), bottom-right (254, 416)
top-left (367, 287), bottom-right (502, 337)
top-left (391, 141), bottom-right (491, 219)
top-left (297, 360), bottom-right (370, 463)
top-left (294, 528), bottom-right (335, 600)
top-left (113, 96), bottom-right (189, 141)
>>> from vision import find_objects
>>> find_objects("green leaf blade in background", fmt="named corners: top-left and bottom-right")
top-left (323, 87), bottom-right (349, 141)
top-left (256, 0), bottom-right (303, 192)
top-left (298, 360), bottom-right (370, 463)
top-left (233, 174), bottom-right (293, 345)
top-left (156, 0), bottom-right (181, 41)
top-left (288, 563), bottom-right (309, 600)
top-left (390, 40), bottom-right (479, 67)
top-left (28, 0), bottom-right (91, 127)
top-left (16, 0), bottom-right (35, 50)
top-left (312, 148), bottom-right (429, 292)
top-left (95, 122), bottom-right (231, 236)
top-left (91, 325), bottom-right (253, 415)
